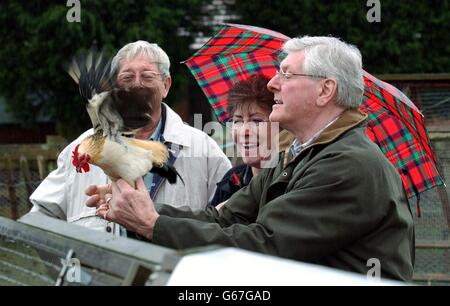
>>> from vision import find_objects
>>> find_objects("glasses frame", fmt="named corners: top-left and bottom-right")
top-left (117, 70), bottom-right (163, 86)
top-left (277, 67), bottom-right (327, 81)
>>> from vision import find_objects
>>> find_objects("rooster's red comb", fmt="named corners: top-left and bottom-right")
top-left (72, 144), bottom-right (90, 173)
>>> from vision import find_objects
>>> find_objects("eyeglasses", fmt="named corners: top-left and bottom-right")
top-left (276, 67), bottom-right (327, 82)
top-left (118, 71), bottom-right (162, 85)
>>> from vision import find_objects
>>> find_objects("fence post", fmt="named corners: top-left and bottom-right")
top-left (20, 156), bottom-right (33, 208)
top-left (438, 186), bottom-right (450, 231)
top-left (5, 154), bottom-right (18, 220)
top-left (36, 155), bottom-right (46, 180)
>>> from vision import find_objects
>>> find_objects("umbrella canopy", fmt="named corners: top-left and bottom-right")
top-left (361, 72), bottom-right (444, 201)
top-left (184, 23), bottom-right (289, 123)
top-left (184, 23), bottom-right (445, 201)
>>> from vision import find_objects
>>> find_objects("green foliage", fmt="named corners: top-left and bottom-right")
top-left (1, 1), bottom-right (448, 140)
top-left (233, 0), bottom-right (450, 74)
top-left (0, 0), bottom-right (208, 140)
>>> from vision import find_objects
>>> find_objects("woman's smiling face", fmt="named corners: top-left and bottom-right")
top-left (232, 100), bottom-right (274, 168)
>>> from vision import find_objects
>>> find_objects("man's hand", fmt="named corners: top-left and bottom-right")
top-left (85, 177), bottom-right (159, 240)
top-left (85, 183), bottom-right (112, 207)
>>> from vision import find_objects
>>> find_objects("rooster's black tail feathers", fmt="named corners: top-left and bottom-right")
top-left (151, 163), bottom-right (184, 185)
top-left (67, 51), bottom-right (116, 101)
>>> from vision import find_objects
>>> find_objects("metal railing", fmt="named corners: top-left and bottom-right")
top-left (0, 214), bottom-right (177, 286)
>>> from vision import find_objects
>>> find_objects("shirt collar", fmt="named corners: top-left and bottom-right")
top-left (290, 114), bottom-right (342, 157)
top-left (149, 114), bottom-right (163, 141)
top-left (284, 109), bottom-right (368, 166)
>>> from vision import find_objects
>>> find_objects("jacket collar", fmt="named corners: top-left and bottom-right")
top-left (311, 108), bottom-right (368, 147)
top-left (161, 103), bottom-right (192, 148)
top-left (284, 108), bottom-right (368, 165)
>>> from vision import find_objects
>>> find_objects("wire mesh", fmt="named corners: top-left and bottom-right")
top-left (388, 79), bottom-right (450, 132)
top-left (0, 167), bottom-right (42, 220)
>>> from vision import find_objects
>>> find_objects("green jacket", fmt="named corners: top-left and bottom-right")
top-left (153, 109), bottom-right (414, 281)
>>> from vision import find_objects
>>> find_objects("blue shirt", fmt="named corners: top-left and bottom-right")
top-left (143, 116), bottom-right (163, 191)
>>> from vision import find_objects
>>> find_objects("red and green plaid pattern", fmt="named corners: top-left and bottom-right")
top-left (184, 24), bottom-right (289, 123)
top-left (184, 24), bottom-right (444, 199)
top-left (361, 73), bottom-right (444, 198)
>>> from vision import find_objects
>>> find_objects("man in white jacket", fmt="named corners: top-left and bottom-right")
top-left (28, 41), bottom-right (231, 236)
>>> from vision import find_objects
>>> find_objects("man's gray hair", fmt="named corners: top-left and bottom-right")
top-left (111, 40), bottom-right (171, 79)
top-left (283, 36), bottom-right (364, 109)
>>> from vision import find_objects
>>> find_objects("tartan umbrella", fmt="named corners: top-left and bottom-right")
top-left (184, 23), bottom-right (289, 123)
top-left (184, 23), bottom-right (445, 204)
top-left (361, 72), bottom-right (444, 208)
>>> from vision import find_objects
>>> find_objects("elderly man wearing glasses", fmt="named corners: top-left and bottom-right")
top-left (28, 41), bottom-right (231, 238)
top-left (87, 36), bottom-right (414, 281)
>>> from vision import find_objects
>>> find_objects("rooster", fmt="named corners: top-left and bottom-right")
top-left (67, 52), bottom-right (178, 187)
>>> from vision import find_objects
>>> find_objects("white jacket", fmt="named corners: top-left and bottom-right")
top-left (29, 104), bottom-right (231, 234)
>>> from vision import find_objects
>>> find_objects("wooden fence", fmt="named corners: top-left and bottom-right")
top-left (0, 139), bottom-right (66, 220)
